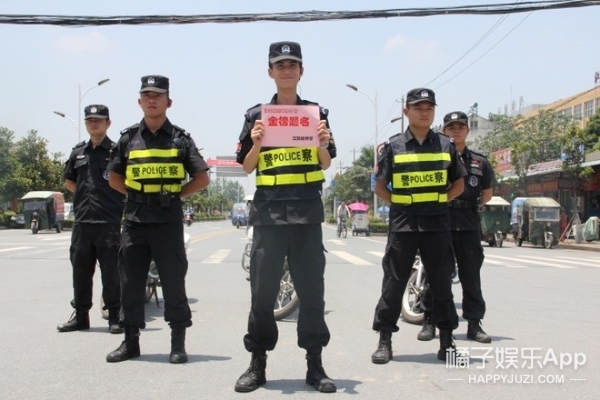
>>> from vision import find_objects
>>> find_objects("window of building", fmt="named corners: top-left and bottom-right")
top-left (596, 97), bottom-right (600, 111)
top-left (470, 119), bottom-right (478, 130)
top-left (584, 100), bottom-right (594, 118)
top-left (574, 104), bottom-right (582, 120)
top-left (562, 107), bottom-right (573, 117)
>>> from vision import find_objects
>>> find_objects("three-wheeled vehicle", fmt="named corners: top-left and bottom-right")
top-left (480, 196), bottom-right (511, 247)
top-left (351, 210), bottom-right (370, 236)
top-left (20, 191), bottom-right (65, 234)
top-left (231, 202), bottom-right (249, 229)
top-left (511, 197), bottom-right (561, 249)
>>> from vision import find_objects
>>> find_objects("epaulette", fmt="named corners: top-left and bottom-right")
top-left (388, 133), bottom-right (401, 140)
top-left (172, 124), bottom-right (190, 138)
top-left (245, 103), bottom-right (262, 120)
top-left (469, 149), bottom-right (488, 159)
top-left (120, 123), bottom-right (139, 136)
top-left (72, 140), bottom-right (86, 150)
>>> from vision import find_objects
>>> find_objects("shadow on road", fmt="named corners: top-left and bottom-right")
top-left (264, 378), bottom-right (362, 394)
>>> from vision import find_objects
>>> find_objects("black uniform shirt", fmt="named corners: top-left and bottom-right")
top-left (64, 136), bottom-right (125, 223)
top-left (236, 94), bottom-right (336, 225)
top-left (450, 148), bottom-right (496, 231)
top-left (377, 129), bottom-right (467, 232)
top-left (108, 118), bottom-right (209, 224)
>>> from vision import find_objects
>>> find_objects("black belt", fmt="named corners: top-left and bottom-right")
top-left (449, 199), bottom-right (478, 210)
top-left (126, 191), bottom-right (179, 204)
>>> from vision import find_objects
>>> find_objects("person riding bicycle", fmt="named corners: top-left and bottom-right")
top-left (337, 201), bottom-right (351, 231)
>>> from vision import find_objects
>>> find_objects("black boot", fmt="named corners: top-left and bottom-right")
top-left (235, 350), bottom-right (267, 393)
top-left (57, 310), bottom-right (90, 332)
top-left (169, 327), bottom-right (188, 364)
top-left (107, 308), bottom-right (124, 334)
top-left (371, 331), bottom-right (392, 364)
top-left (306, 354), bottom-right (337, 393)
top-left (467, 320), bottom-right (492, 343)
top-left (437, 329), bottom-right (456, 361)
top-left (417, 314), bottom-right (435, 341)
top-left (106, 328), bottom-right (140, 363)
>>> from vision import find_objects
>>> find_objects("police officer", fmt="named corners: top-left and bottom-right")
top-left (105, 75), bottom-right (209, 364)
top-left (234, 41), bottom-right (337, 393)
top-left (58, 104), bottom-right (125, 334)
top-left (371, 88), bottom-right (467, 363)
top-left (417, 111), bottom-right (495, 343)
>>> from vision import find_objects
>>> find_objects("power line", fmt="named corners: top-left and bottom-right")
top-left (0, 1), bottom-right (598, 26)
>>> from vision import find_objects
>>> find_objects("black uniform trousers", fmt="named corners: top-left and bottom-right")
top-left (70, 223), bottom-right (121, 312)
top-left (422, 230), bottom-right (486, 321)
top-left (373, 231), bottom-right (459, 331)
top-left (244, 224), bottom-right (330, 352)
top-left (119, 221), bottom-right (191, 329)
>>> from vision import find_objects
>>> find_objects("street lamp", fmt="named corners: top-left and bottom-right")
top-left (53, 78), bottom-right (110, 142)
top-left (346, 83), bottom-right (379, 214)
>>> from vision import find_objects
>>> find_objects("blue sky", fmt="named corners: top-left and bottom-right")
top-left (1, 0), bottom-right (599, 188)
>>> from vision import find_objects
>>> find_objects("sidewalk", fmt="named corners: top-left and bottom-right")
top-left (506, 236), bottom-right (600, 252)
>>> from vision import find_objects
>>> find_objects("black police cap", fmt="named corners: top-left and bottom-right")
top-left (443, 111), bottom-right (469, 128)
top-left (84, 104), bottom-right (109, 120)
top-left (406, 88), bottom-right (437, 106)
top-left (140, 75), bottom-right (169, 93)
top-left (269, 41), bottom-right (303, 64)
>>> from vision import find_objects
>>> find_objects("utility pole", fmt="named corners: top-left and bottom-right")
top-left (352, 148), bottom-right (356, 163)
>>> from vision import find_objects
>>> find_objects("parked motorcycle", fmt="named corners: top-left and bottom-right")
top-left (242, 226), bottom-right (300, 320)
top-left (401, 253), bottom-right (459, 325)
top-left (185, 213), bottom-right (193, 227)
top-left (100, 233), bottom-right (191, 319)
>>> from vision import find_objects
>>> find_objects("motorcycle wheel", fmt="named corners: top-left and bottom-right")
top-left (544, 232), bottom-right (553, 249)
top-left (236, 221), bottom-right (241, 229)
top-left (241, 244), bottom-right (251, 273)
top-left (401, 269), bottom-right (426, 325)
top-left (494, 232), bottom-right (503, 248)
top-left (274, 262), bottom-right (299, 320)
top-left (31, 222), bottom-right (38, 234)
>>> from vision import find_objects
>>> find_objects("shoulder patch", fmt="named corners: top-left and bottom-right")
top-left (120, 123), bottom-right (139, 136)
top-left (469, 149), bottom-right (488, 159)
top-left (72, 140), bottom-right (86, 150)
top-left (245, 103), bottom-right (262, 121)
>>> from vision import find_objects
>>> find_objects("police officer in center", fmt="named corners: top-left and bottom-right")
top-left (58, 104), bottom-right (125, 334)
top-left (371, 88), bottom-right (467, 364)
top-left (234, 41), bottom-right (337, 393)
top-left (106, 75), bottom-right (209, 364)
top-left (417, 111), bottom-right (495, 343)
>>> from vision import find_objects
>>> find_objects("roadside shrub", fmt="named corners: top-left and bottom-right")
top-left (2, 211), bottom-right (15, 226)
top-left (369, 220), bottom-right (389, 234)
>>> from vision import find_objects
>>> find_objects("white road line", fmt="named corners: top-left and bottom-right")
top-left (367, 251), bottom-right (385, 258)
top-left (486, 254), bottom-right (576, 269)
top-left (0, 246), bottom-right (33, 253)
top-left (483, 258), bottom-right (505, 265)
top-left (329, 250), bottom-right (374, 266)
top-left (328, 239), bottom-right (347, 246)
top-left (201, 249), bottom-right (231, 264)
top-left (527, 256), bottom-right (600, 268)
top-left (39, 236), bottom-right (71, 241)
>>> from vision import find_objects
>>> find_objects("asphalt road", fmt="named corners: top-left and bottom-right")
top-left (0, 222), bottom-right (597, 399)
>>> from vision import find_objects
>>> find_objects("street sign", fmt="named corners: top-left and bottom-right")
top-left (207, 156), bottom-right (247, 178)
top-left (370, 173), bottom-right (376, 192)
top-left (331, 179), bottom-right (337, 188)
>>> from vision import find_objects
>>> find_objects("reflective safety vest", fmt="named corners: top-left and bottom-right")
top-left (389, 136), bottom-right (451, 214)
top-left (256, 147), bottom-right (325, 187)
top-left (124, 130), bottom-right (185, 194)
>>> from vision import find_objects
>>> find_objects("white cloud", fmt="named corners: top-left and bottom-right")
top-left (384, 34), bottom-right (408, 51)
top-left (54, 32), bottom-right (110, 53)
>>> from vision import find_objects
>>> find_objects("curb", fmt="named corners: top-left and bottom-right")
top-left (506, 237), bottom-right (600, 252)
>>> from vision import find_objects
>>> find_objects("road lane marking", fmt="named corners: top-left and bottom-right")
top-left (0, 246), bottom-right (33, 253)
top-left (530, 256), bottom-right (600, 268)
top-left (201, 249), bottom-right (231, 264)
top-left (483, 258), bottom-right (505, 265)
top-left (367, 251), bottom-right (385, 258)
top-left (191, 228), bottom-right (239, 243)
top-left (329, 239), bottom-right (347, 246)
top-left (486, 254), bottom-right (576, 269)
top-left (329, 250), bottom-right (374, 265)
top-left (39, 236), bottom-right (71, 241)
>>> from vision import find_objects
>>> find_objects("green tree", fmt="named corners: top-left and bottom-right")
top-left (583, 109), bottom-right (600, 151)
top-left (333, 146), bottom-right (374, 207)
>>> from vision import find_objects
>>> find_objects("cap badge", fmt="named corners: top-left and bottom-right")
top-left (147, 77), bottom-right (155, 85)
top-left (420, 90), bottom-right (429, 98)
top-left (281, 44), bottom-right (291, 54)
top-left (451, 113), bottom-right (458, 120)
top-left (90, 107), bottom-right (97, 113)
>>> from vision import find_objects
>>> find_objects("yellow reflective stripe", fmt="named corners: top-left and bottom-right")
top-left (391, 193), bottom-right (448, 204)
top-left (129, 149), bottom-right (180, 159)
top-left (256, 170), bottom-right (325, 186)
top-left (392, 170), bottom-right (447, 188)
top-left (124, 180), bottom-right (181, 193)
top-left (258, 147), bottom-right (318, 171)
top-left (125, 163), bottom-right (185, 180)
top-left (393, 153), bottom-right (451, 163)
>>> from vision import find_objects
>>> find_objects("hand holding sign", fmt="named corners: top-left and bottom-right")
top-left (261, 104), bottom-right (320, 147)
